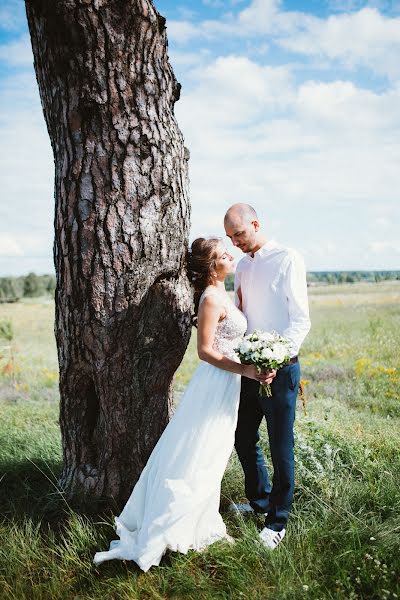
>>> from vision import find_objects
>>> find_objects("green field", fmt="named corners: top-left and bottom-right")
top-left (0, 282), bottom-right (399, 599)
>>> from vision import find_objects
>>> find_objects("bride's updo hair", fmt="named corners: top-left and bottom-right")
top-left (187, 237), bottom-right (221, 326)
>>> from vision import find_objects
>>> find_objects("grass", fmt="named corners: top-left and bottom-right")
top-left (0, 283), bottom-right (399, 599)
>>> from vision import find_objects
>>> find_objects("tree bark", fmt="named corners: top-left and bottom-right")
top-left (25, 0), bottom-right (192, 507)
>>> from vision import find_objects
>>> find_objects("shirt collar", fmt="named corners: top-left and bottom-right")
top-left (245, 239), bottom-right (278, 260)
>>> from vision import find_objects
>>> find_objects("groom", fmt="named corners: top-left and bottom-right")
top-left (224, 203), bottom-right (311, 549)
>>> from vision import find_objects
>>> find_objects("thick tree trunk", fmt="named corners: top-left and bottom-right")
top-left (25, 0), bottom-right (192, 507)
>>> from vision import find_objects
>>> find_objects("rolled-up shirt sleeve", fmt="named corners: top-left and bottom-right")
top-left (282, 250), bottom-right (311, 356)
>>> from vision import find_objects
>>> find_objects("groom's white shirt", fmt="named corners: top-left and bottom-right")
top-left (234, 239), bottom-right (311, 357)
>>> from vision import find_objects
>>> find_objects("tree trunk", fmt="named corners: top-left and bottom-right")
top-left (25, 0), bottom-right (192, 507)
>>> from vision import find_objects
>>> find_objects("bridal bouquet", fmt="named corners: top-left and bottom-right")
top-left (235, 330), bottom-right (292, 397)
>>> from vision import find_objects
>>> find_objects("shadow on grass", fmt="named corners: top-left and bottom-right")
top-left (1, 457), bottom-right (65, 524)
top-left (0, 457), bottom-right (118, 530)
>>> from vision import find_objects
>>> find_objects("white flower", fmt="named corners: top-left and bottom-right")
top-left (271, 343), bottom-right (288, 362)
top-left (239, 341), bottom-right (253, 354)
top-left (260, 347), bottom-right (274, 360)
top-left (260, 332), bottom-right (275, 343)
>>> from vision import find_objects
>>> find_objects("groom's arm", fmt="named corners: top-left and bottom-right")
top-left (282, 249), bottom-right (311, 357)
top-left (236, 287), bottom-right (242, 311)
top-left (234, 267), bottom-right (242, 309)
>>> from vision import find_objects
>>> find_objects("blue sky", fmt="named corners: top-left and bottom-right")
top-left (0, 0), bottom-right (400, 275)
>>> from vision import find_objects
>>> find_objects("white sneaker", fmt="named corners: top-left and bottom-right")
top-left (259, 527), bottom-right (286, 550)
top-left (227, 502), bottom-right (255, 514)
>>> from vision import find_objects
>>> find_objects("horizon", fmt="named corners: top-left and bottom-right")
top-left (1, 268), bottom-right (400, 279)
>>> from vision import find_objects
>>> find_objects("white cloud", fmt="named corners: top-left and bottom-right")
top-left (174, 52), bottom-right (400, 269)
top-left (203, 0), bottom-right (225, 7)
top-left (185, 56), bottom-right (293, 126)
top-left (0, 68), bottom-right (54, 273)
top-left (0, 34), bottom-right (32, 67)
top-left (278, 8), bottom-right (400, 79)
top-left (168, 0), bottom-right (280, 43)
top-left (0, 71), bottom-right (40, 111)
top-left (168, 1), bottom-right (400, 79)
top-left (329, 0), bottom-right (365, 10)
top-left (0, 0), bottom-right (27, 32)
top-left (177, 6), bottom-right (198, 21)
top-left (169, 48), bottom-right (212, 69)
top-left (329, 1), bottom-right (398, 12)
top-left (167, 20), bottom-right (200, 44)
top-left (0, 234), bottom-right (23, 256)
top-left (237, 0), bottom-right (279, 33)
top-left (375, 216), bottom-right (391, 226)
top-left (296, 80), bottom-right (400, 131)
top-left (369, 241), bottom-right (400, 254)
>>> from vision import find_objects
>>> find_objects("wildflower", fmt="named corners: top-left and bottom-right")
top-left (324, 443), bottom-right (333, 457)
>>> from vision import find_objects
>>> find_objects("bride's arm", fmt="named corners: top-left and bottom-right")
top-left (197, 295), bottom-right (258, 380)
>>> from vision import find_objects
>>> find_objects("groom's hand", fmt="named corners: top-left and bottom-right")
top-left (256, 369), bottom-right (277, 384)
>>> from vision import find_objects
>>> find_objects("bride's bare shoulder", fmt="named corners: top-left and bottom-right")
top-left (199, 291), bottom-right (222, 309)
top-left (198, 290), bottom-right (226, 320)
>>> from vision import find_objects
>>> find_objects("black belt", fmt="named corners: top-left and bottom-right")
top-left (289, 356), bottom-right (298, 364)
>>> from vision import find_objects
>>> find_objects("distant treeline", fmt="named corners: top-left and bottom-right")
top-left (0, 273), bottom-right (56, 302)
top-left (1, 270), bottom-right (399, 302)
top-left (306, 270), bottom-right (400, 285)
top-left (224, 270), bottom-right (400, 290)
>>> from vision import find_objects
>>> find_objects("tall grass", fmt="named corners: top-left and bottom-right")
top-left (0, 283), bottom-right (399, 599)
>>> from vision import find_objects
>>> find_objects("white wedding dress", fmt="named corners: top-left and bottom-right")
top-left (93, 288), bottom-right (247, 572)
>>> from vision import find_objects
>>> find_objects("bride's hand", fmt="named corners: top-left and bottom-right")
top-left (242, 365), bottom-right (261, 381)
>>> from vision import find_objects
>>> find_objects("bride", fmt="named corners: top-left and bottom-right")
top-left (93, 237), bottom-right (271, 572)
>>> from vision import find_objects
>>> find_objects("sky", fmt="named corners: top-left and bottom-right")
top-left (0, 0), bottom-right (400, 275)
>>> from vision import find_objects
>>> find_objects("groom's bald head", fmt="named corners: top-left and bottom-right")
top-left (224, 203), bottom-right (263, 254)
top-left (224, 203), bottom-right (258, 227)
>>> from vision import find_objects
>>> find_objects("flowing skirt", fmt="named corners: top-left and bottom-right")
top-left (93, 361), bottom-right (241, 572)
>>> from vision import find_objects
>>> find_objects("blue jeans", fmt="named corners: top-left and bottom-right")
top-left (234, 361), bottom-right (300, 532)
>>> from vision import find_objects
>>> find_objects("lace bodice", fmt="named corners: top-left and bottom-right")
top-left (199, 288), bottom-right (247, 361)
